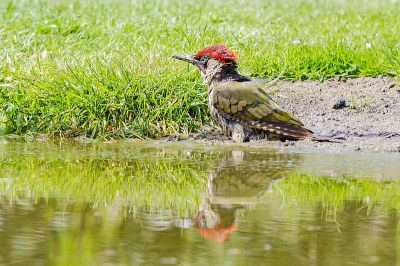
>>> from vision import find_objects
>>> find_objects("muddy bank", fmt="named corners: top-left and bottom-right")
top-left (165, 77), bottom-right (400, 152)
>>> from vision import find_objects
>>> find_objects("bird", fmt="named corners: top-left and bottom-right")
top-left (172, 43), bottom-right (314, 143)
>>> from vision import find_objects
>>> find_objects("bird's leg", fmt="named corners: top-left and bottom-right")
top-left (222, 124), bottom-right (231, 137)
top-left (232, 130), bottom-right (245, 143)
top-left (229, 122), bottom-right (245, 143)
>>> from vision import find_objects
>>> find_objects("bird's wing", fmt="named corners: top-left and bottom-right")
top-left (212, 81), bottom-right (304, 126)
top-left (212, 81), bottom-right (313, 139)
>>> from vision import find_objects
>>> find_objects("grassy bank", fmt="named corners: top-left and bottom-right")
top-left (1, 0), bottom-right (400, 138)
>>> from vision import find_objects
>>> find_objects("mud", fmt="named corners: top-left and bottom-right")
top-left (164, 77), bottom-right (400, 152)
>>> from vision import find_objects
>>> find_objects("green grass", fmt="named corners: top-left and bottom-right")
top-left (1, 0), bottom-right (400, 138)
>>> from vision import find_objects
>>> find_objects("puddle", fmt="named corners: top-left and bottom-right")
top-left (0, 138), bottom-right (399, 265)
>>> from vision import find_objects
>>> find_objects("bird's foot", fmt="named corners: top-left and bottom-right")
top-left (232, 131), bottom-right (245, 143)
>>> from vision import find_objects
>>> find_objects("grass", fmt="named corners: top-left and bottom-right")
top-left (1, 0), bottom-right (400, 138)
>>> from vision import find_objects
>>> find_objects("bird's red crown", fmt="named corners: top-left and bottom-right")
top-left (196, 43), bottom-right (238, 64)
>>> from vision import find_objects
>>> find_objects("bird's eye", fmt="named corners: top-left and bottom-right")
top-left (200, 57), bottom-right (208, 65)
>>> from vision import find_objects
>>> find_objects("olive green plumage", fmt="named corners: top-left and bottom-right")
top-left (172, 44), bottom-right (316, 142)
top-left (213, 81), bottom-right (302, 125)
top-left (212, 81), bottom-right (313, 139)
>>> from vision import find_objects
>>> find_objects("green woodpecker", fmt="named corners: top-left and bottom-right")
top-left (172, 44), bottom-right (313, 142)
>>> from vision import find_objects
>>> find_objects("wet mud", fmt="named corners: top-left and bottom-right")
top-left (165, 77), bottom-right (400, 152)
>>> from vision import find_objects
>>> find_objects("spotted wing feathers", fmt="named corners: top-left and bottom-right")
top-left (213, 81), bottom-right (313, 139)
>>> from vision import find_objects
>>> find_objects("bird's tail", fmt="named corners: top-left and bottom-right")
top-left (220, 111), bottom-right (344, 142)
top-left (250, 121), bottom-right (313, 139)
top-left (220, 111), bottom-right (313, 139)
top-left (243, 120), bottom-right (342, 142)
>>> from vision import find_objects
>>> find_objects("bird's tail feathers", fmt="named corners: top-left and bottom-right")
top-left (220, 111), bottom-right (313, 139)
top-left (255, 121), bottom-right (313, 139)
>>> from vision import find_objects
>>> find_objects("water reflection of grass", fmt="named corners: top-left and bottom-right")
top-left (1, 151), bottom-right (399, 265)
top-left (1, 158), bottom-right (207, 214)
top-left (1, 172), bottom-right (398, 265)
top-left (276, 174), bottom-right (400, 216)
top-left (2, 157), bottom-right (399, 216)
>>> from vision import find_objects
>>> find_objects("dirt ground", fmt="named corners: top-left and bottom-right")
top-left (164, 76), bottom-right (400, 153)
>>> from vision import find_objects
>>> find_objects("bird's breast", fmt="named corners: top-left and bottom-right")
top-left (207, 90), bottom-right (220, 125)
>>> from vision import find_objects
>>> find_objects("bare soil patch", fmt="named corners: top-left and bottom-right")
top-left (164, 77), bottom-right (400, 152)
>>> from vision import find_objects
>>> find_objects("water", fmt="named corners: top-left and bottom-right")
top-left (1, 137), bottom-right (399, 265)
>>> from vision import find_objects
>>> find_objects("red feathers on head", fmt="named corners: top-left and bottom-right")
top-left (196, 43), bottom-right (238, 64)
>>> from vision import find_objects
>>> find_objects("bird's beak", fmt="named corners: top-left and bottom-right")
top-left (172, 55), bottom-right (199, 65)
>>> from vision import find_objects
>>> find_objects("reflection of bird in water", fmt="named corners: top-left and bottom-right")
top-left (135, 150), bottom-right (299, 242)
top-left (195, 203), bottom-right (237, 243)
top-left (194, 150), bottom-right (298, 243)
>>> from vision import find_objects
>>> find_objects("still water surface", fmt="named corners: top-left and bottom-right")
top-left (1, 137), bottom-right (399, 265)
